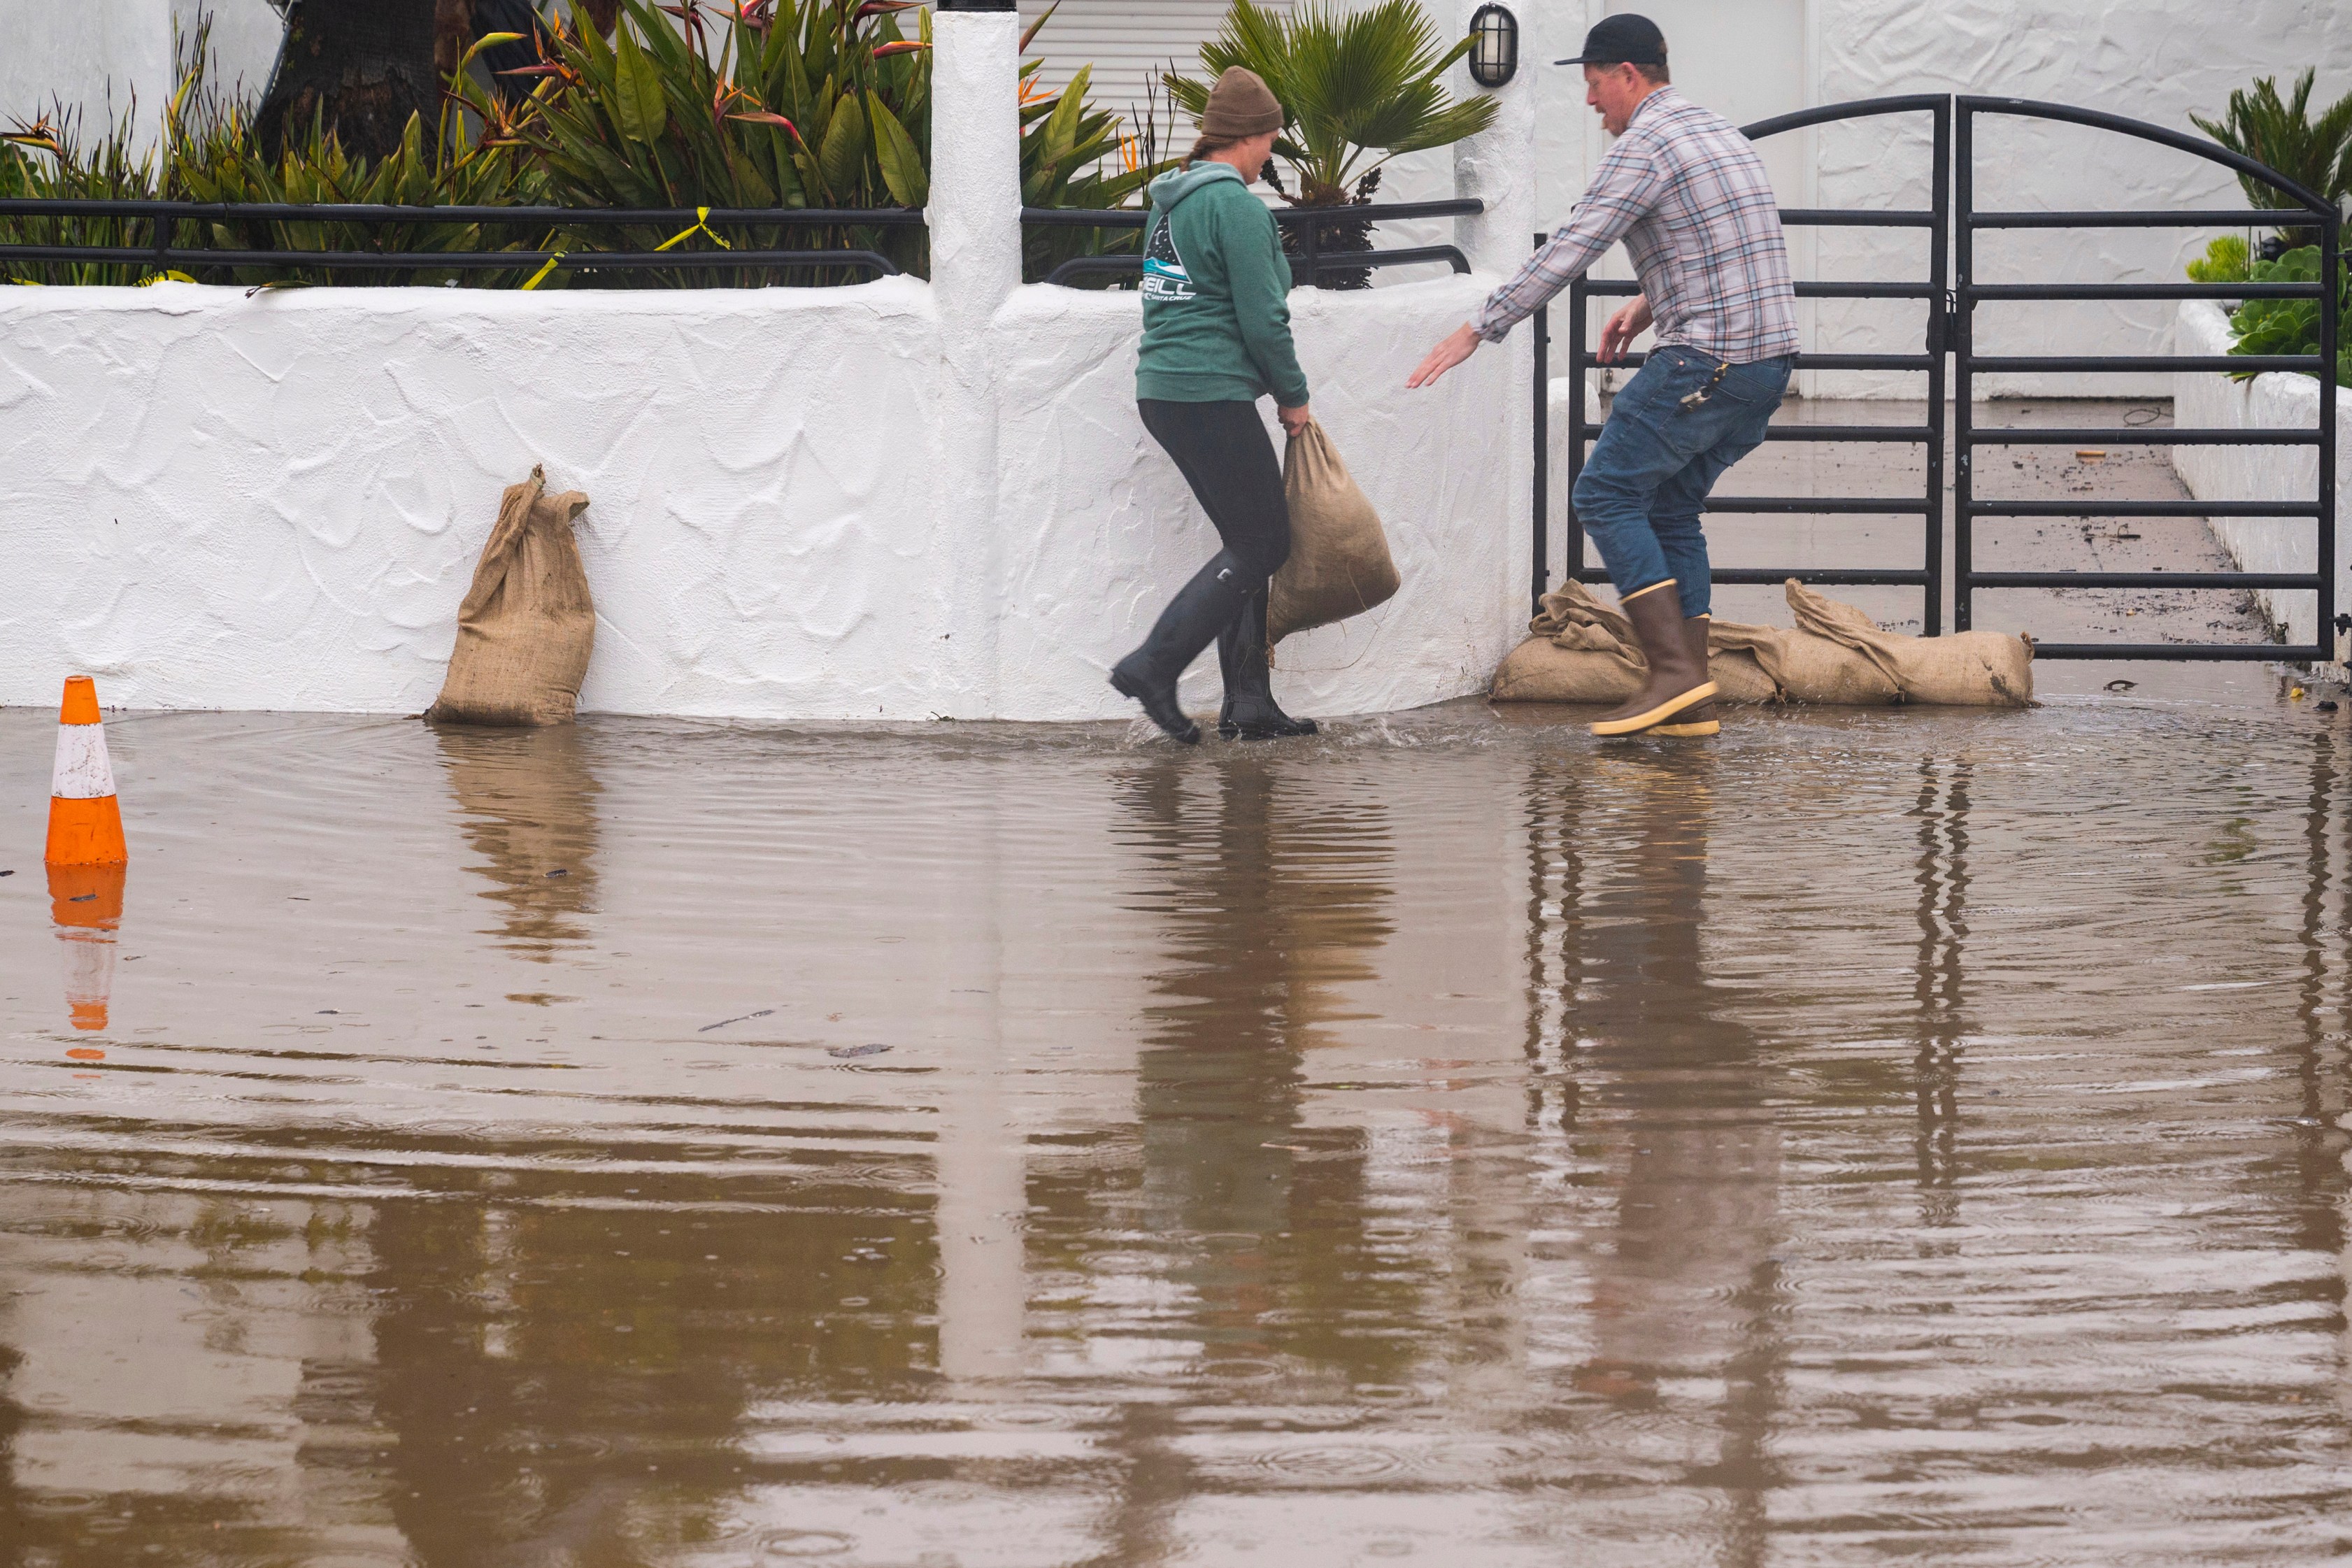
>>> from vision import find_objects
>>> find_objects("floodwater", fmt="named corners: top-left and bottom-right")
top-left (3, 689), bottom-right (2349, 1565)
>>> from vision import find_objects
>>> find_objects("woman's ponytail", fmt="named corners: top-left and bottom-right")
top-left (1186, 133), bottom-right (1237, 166)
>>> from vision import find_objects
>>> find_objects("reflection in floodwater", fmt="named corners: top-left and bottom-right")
top-left (433, 722), bottom-right (602, 960)
top-left (1912, 757), bottom-right (1969, 1231)
top-left (0, 704), bottom-right (2349, 1564)
top-left (1122, 756), bottom-right (1399, 1371)
top-left (1532, 750), bottom-right (1780, 1560)
top-left (46, 862), bottom-right (127, 1034)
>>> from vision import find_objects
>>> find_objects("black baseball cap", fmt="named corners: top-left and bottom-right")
top-left (1558, 13), bottom-right (1667, 67)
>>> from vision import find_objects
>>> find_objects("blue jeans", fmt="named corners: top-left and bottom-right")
top-left (1571, 346), bottom-right (1794, 618)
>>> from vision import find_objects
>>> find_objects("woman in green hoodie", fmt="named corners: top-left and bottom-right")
top-left (1109, 66), bottom-right (1316, 745)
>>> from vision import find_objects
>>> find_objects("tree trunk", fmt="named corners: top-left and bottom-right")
top-left (257, 0), bottom-right (462, 160)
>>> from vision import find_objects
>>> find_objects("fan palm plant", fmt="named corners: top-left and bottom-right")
top-left (1166, 0), bottom-right (1495, 287)
top-left (2190, 69), bottom-right (2352, 248)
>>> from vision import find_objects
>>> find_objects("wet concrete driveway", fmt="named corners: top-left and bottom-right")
top-left (3, 680), bottom-right (2349, 1565)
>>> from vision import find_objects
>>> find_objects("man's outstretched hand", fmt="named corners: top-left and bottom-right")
top-left (1408, 324), bottom-right (1483, 389)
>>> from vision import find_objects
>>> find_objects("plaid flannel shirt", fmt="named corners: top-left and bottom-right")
top-left (1475, 88), bottom-right (1799, 364)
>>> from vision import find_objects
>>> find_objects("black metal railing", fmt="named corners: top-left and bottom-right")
top-left (1548, 94), bottom-right (1953, 626)
top-left (1542, 93), bottom-right (2341, 663)
top-left (1025, 198), bottom-right (1483, 289)
top-left (1953, 95), bottom-right (2337, 660)
top-left (0, 199), bottom-right (927, 283)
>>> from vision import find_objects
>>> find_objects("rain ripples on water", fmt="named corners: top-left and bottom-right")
top-left (0, 696), bottom-right (2346, 1565)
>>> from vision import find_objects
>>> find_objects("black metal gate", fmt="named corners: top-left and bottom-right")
top-left (1535, 93), bottom-right (2340, 662)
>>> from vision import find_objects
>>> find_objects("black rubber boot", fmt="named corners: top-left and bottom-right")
top-left (1111, 551), bottom-right (1251, 744)
top-left (1217, 588), bottom-right (1318, 740)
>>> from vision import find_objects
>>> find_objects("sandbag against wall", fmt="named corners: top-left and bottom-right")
top-left (425, 466), bottom-right (597, 726)
top-left (1783, 580), bottom-right (2035, 706)
top-left (1490, 582), bottom-right (1780, 704)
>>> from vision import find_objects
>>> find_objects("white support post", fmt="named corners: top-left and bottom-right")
top-left (1451, 1), bottom-right (1541, 280)
top-left (923, 6), bottom-right (1026, 1385)
top-left (929, 4), bottom-right (1025, 718)
top-left (1451, 3), bottom-right (1542, 602)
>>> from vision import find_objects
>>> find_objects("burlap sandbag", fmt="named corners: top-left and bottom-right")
top-left (1268, 418), bottom-right (1400, 645)
top-left (1784, 580), bottom-right (2035, 706)
top-left (425, 466), bottom-right (595, 726)
top-left (1490, 580), bottom-right (1779, 704)
top-left (1490, 634), bottom-right (1646, 703)
top-left (1708, 616), bottom-right (1901, 706)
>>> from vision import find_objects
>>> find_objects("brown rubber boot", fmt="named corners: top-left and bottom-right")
top-left (1652, 615), bottom-right (1720, 737)
top-left (1590, 580), bottom-right (1718, 736)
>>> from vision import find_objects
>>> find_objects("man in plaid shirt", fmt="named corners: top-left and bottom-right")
top-left (1411, 13), bottom-right (1799, 739)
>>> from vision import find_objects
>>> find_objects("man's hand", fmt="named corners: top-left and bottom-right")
top-left (1408, 324), bottom-right (1483, 389)
top-left (1278, 402), bottom-right (1313, 438)
top-left (1596, 294), bottom-right (1653, 364)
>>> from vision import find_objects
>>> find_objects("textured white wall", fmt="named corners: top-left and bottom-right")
top-left (2172, 301), bottom-right (2348, 660)
top-left (0, 274), bottom-right (1523, 722)
top-left (0, 282), bottom-right (953, 720)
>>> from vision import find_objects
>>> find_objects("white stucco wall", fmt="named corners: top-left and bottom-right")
top-left (0, 275), bottom-right (1523, 722)
top-left (2172, 299), bottom-right (2349, 660)
top-left (0, 4), bottom-right (1530, 725)
top-left (0, 282), bottom-right (953, 719)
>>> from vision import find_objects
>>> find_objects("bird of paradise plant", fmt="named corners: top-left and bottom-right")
top-left (480, 0), bottom-right (933, 285)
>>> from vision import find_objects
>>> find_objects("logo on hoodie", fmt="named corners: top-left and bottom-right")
top-left (1141, 213), bottom-right (1195, 302)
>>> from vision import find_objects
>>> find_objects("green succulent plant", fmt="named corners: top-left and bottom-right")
top-left (2186, 234), bottom-right (2251, 285)
top-left (2224, 245), bottom-right (2352, 388)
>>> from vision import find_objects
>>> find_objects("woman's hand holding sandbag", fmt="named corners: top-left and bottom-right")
top-left (1278, 401), bottom-right (1313, 437)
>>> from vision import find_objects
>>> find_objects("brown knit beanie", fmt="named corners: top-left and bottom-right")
top-left (1199, 66), bottom-right (1284, 138)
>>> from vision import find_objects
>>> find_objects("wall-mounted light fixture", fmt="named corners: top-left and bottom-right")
top-left (1467, 4), bottom-right (1519, 89)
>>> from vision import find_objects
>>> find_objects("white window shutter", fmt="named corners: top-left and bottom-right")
top-left (1015, 0), bottom-right (1296, 131)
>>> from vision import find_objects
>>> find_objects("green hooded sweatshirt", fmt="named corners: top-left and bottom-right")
top-left (1136, 162), bottom-right (1310, 408)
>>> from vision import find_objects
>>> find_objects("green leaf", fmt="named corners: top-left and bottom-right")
top-left (818, 92), bottom-right (867, 198)
top-left (867, 91), bottom-right (927, 207)
top-left (613, 24), bottom-right (668, 144)
top-left (1039, 64), bottom-right (1090, 169)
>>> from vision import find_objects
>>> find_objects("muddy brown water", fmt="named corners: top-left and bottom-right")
top-left (2, 685), bottom-right (2349, 1566)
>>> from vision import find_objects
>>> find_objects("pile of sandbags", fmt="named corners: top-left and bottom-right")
top-left (1491, 579), bottom-right (2033, 708)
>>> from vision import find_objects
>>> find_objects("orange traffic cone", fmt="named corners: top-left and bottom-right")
top-left (45, 676), bottom-right (127, 868)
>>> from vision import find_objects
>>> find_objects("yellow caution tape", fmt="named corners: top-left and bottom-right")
top-left (654, 206), bottom-right (731, 252)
